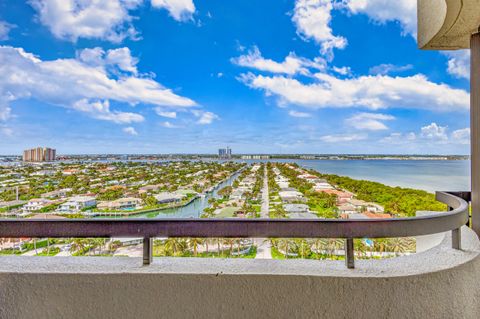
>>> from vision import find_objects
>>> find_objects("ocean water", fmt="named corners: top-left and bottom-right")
top-left (239, 159), bottom-right (470, 193)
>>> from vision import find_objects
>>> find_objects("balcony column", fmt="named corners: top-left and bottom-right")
top-left (471, 31), bottom-right (480, 236)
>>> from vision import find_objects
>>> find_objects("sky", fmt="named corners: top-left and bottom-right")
top-left (0, 0), bottom-right (473, 155)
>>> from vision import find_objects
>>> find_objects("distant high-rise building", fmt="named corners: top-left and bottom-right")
top-left (218, 146), bottom-right (232, 159)
top-left (22, 147), bottom-right (56, 162)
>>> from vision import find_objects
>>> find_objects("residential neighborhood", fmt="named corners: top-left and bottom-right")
top-left (0, 160), bottom-right (416, 259)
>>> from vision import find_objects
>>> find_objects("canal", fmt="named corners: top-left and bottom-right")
top-left (130, 171), bottom-right (241, 219)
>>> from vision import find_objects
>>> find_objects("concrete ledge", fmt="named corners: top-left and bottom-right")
top-left (1, 228), bottom-right (480, 318)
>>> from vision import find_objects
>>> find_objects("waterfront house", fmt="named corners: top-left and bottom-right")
top-left (58, 196), bottom-right (97, 213)
top-left (154, 192), bottom-right (185, 204)
top-left (23, 198), bottom-right (53, 212)
top-left (97, 197), bottom-right (143, 211)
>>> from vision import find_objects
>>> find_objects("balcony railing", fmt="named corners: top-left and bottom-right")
top-left (0, 191), bottom-right (469, 268)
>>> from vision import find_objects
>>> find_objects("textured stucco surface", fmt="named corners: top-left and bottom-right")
top-left (418, 0), bottom-right (480, 49)
top-left (1, 227), bottom-right (480, 319)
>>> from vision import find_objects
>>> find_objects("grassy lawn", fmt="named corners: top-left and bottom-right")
top-left (216, 207), bottom-right (241, 217)
top-left (36, 247), bottom-right (61, 256)
top-left (0, 249), bottom-right (22, 255)
top-left (271, 246), bottom-right (286, 260)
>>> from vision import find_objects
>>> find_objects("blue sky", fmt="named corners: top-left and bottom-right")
top-left (0, 0), bottom-right (472, 155)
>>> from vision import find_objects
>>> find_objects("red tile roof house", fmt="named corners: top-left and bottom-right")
top-left (316, 189), bottom-right (354, 204)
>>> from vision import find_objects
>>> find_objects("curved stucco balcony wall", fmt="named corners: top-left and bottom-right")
top-left (0, 227), bottom-right (480, 319)
top-left (418, 0), bottom-right (480, 49)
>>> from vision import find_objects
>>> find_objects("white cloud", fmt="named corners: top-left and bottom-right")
top-left (380, 131), bottom-right (416, 144)
top-left (0, 21), bottom-right (15, 41)
top-left (123, 126), bottom-right (138, 135)
top-left (383, 125), bottom-right (470, 146)
top-left (155, 107), bottom-right (177, 118)
top-left (191, 110), bottom-right (219, 125)
top-left (151, 0), bottom-right (195, 21)
top-left (288, 110), bottom-right (312, 118)
top-left (444, 51), bottom-right (470, 80)
top-left (0, 45), bottom-right (196, 123)
top-left (406, 132), bottom-right (416, 140)
top-left (343, 0), bottom-right (417, 36)
top-left (231, 46), bottom-right (325, 75)
top-left (77, 47), bottom-right (138, 74)
top-left (105, 47), bottom-right (139, 74)
top-left (0, 103), bottom-right (11, 121)
top-left (332, 66), bottom-right (351, 76)
top-left (29, 0), bottom-right (195, 43)
top-left (420, 122), bottom-right (448, 140)
top-left (0, 126), bottom-right (13, 137)
top-left (30, 0), bottom-right (141, 42)
top-left (369, 63), bottom-right (413, 75)
top-left (73, 99), bottom-right (144, 123)
top-left (160, 121), bottom-right (181, 128)
top-left (346, 112), bottom-right (394, 131)
top-left (239, 72), bottom-right (469, 111)
top-left (319, 133), bottom-right (366, 143)
top-left (452, 127), bottom-right (470, 145)
top-left (292, 0), bottom-right (347, 57)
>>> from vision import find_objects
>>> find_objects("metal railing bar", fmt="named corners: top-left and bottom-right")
top-left (143, 237), bottom-right (152, 265)
top-left (345, 238), bottom-right (354, 269)
top-left (0, 213), bottom-right (468, 239)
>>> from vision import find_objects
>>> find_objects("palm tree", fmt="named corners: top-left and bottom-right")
top-left (295, 239), bottom-right (312, 259)
top-left (328, 239), bottom-right (344, 258)
top-left (204, 238), bottom-right (210, 254)
top-left (236, 239), bottom-right (247, 255)
top-left (165, 238), bottom-right (186, 256)
top-left (386, 237), bottom-right (415, 256)
top-left (223, 238), bottom-right (235, 256)
top-left (70, 238), bottom-right (86, 254)
top-left (276, 239), bottom-right (291, 258)
top-left (188, 238), bottom-right (204, 256)
top-left (216, 238), bottom-right (222, 257)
